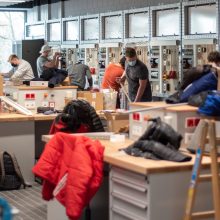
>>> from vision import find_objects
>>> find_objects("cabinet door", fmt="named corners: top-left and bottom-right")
top-left (22, 39), bottom-right (44, 78)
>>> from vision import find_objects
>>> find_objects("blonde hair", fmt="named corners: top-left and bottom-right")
top-left (8, 54), bottom-right (19, 62)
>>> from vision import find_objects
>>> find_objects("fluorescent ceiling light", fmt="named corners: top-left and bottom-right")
top-left (0, 0), bottom-right (25, 2)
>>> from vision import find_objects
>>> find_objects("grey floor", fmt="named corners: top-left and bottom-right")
top-left (0, 183), bottom-right (46, 220)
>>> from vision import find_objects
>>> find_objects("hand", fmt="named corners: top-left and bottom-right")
top-left (116, 77), bottom-right (125, 84)
top-left (55, 52), bottom-right (61, 56)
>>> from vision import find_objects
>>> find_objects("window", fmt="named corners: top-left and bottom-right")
top-left (0, 11), bottom-right (25, 72)
top-left (156, 8), bottom-right (179, 36)
top-left (26, 24), bottom-right (45, 39)
top-left (188, 4), bottom-right (216, 34)
top-left (48, 22), bottom-right (61, 42)
top-left (128, 12), bottom-right (149, 38)
top-left (64, 20), bottom-right (79, 41)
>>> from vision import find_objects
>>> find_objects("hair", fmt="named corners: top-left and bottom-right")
top-left (55, 99), bottom-right (93, 133)
top-left (119, 56), bottom-right (126, 69)
top-left (207, 51), bottom-right (220, 63)
top-left (8, 54), bottom-right (19, 62)
top-left (125, 47), bottom-right (137, 58)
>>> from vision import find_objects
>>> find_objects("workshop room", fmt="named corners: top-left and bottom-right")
top-left (0, 0), bottom-right (219, 219)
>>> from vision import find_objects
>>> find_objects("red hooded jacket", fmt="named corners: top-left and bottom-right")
top-left (32, 132), bottom-right (104, 220)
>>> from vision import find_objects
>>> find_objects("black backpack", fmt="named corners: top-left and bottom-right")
top-left (0, 151), bottom-right (26, 191)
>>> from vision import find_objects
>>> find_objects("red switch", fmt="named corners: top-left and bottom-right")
top-left (187, 118), bottom-right (194, 127)
top-left (133, 113), bottom-right (137, 120)
top-left (31, 93), bottom-right (35, 99)
top-left (194, 118), bottom-right (200, 126)
top-left (25, 93), bottom-right (30, 99)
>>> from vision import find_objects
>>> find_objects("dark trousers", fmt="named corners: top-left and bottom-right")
top-left (41, 68), bottom-right (68, 88)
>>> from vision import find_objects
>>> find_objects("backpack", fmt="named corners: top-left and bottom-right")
top-left (0, 151), bottom-right (26, 191)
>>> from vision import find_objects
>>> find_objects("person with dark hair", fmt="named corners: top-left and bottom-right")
top-left (37, 45), bottom-right (68, 88)
top-left (179, 51), bottom-right (220, 91)
top-left (167, 51), bottom-right (220, 103)
top-left (102, 57), bottom-right (126, 92)
top-left (50, 99), bottom-right (104, 134)
top-left (1, 54), bottom-right (34, 81)
top-left (120, 47), bottom-right (152, 102)
top-left (68, 60), bottom-right (93, 91)
top-left (207, 51), bottom-right (220, 90)
top-left (207, 51), bottom-right (220, 65)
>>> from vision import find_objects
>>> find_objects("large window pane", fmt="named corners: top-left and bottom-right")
top-left (156, 8), bottom-right (179, 36)
top-left (65, 20), bottom-right (79, 41)
top-left (188, 4), bottom-right (216, 34)
top-left (129, 12), bottom-right (149, 38)
top-left (0, 11), bottom-right (25, 72)
top-left (26, 24), bottom-right (45, 39)
top-left (49, 22), bottom-right (61, 41)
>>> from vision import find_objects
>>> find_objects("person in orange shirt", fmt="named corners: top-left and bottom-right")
top-left (102, 57), bottom-right (126, 92)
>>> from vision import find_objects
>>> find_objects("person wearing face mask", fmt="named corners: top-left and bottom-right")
top-left (36, 45), bottom-right (67, 88)
top-left (0, 54), bottom-right (34, 81)
top-left (120, 47), bottom-right (152, 102)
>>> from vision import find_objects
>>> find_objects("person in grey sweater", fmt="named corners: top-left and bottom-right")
top-left (68, 61), bottom-right (93, 91)
top-left (1, 54), bottom-right (34, 81)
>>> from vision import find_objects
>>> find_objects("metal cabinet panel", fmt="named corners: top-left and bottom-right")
top-left (112, 196), bottom-right (148, 220)
top-left (111, 167), bottom-right (148, 187)
top-left (111, 178), bottom-right (148, 204)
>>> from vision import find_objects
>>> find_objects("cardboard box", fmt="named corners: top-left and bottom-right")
top-left (77, 91), bottom-right (104, 110)
top-left (104, 112), bottom-right (129, 132)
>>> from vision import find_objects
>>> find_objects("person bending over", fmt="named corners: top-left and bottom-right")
top-left (1, 54), bottom-right (34, 81)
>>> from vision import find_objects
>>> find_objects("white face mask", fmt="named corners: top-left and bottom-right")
top-left (128, 60), bottom-right (137, 67)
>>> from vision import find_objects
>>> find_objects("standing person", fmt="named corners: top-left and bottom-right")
top-left (1, 54), bottom-right (34, 81)
top-left (36, 45), bottom-right (67, 88)
top-left (102, 57), bottom-right (126, 92)
top-left (120, 47), bottom-right (152, 102)
top-left (68, 61), bottom-right (93, 91)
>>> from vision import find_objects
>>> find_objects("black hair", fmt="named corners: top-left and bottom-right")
top-left (119, 56), bottom-right (126, 69)
top-left (125, 47), bottom-right (136, 58)
top-left (55, 100), bottom-right (93, 132)
top-left (207, 51), bottom-right (220, 63)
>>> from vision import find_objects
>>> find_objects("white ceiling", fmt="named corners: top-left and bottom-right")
top-left (0, 0), bottom-right (32, 7)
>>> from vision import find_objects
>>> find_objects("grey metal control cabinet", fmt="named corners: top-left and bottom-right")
top-left (110, 166), bottom-right (213, 220)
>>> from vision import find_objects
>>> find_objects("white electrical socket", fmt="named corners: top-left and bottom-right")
top-left (24, 101), bottom-right (35, 110)
top-left (184, 133), bottom-right (194, 145)
top-left (42, 101), bottom-right (49, 107)
top-left (49, 102), bottom-right (55, 108)
top-left (132, 125), bottom-right (143, 136)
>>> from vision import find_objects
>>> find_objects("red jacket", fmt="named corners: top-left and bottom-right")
top-left (32, 132), bottom-right (104, 220)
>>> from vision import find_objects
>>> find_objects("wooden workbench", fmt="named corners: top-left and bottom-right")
top-left (42, 135), bottom-right (214, 175)
top-left (42, 134), bottom-right (214, 220)
top-left (130, 101), bottom-right (198, 112)
top-left (13, 85), bottom-right (78, 90)
top-left (0, 113), bottom-right (57, 122)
